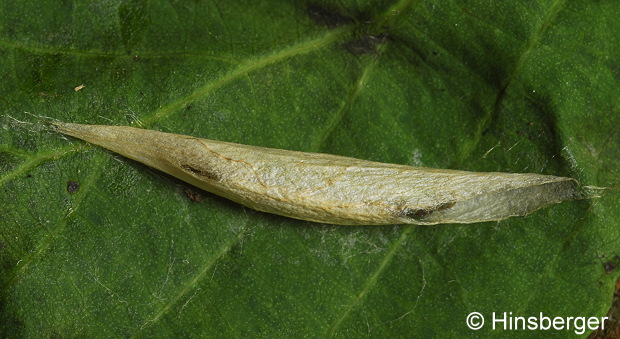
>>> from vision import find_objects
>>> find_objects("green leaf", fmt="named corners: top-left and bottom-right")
top-left (1, 1), bottom-right (618, 337)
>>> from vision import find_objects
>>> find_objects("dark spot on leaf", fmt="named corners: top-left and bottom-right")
top-left (186, 105), bottom-right (193, 110)
top-left (306, 4), bottom-right (353, 29)
top-left (604, 261), bottom-right (617, 274)
top-left (180, 164), bottom-right (220, 181)
top-left (67, 181), bottom-right (80, 194)
top-left (342, 32), bottom-right (389, 56)
top-left (602, 255), bottom-right (620, 274)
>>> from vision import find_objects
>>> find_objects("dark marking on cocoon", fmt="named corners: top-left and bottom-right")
top-left (180, 164), bottom-right (220, 181)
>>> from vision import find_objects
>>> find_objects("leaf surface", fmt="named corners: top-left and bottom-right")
top-left (1, 1), bottom-right (619, 337)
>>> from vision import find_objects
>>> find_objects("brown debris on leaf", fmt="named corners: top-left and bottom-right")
top-left (184, 188), bottom-right (203, 202)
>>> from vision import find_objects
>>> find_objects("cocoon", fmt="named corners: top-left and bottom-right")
top-left (53, 122), bottom-right (589, 225)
